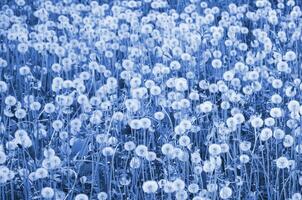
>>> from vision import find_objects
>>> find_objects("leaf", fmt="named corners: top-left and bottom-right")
top-left (70, 138), bottom-right (89, 159)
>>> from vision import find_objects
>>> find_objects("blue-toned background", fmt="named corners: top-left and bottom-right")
top-left (0, 0), bottom-right (302, 199)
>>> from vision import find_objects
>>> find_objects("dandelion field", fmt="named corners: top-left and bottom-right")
top-left (0, 0), bottom-right (302, 199)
